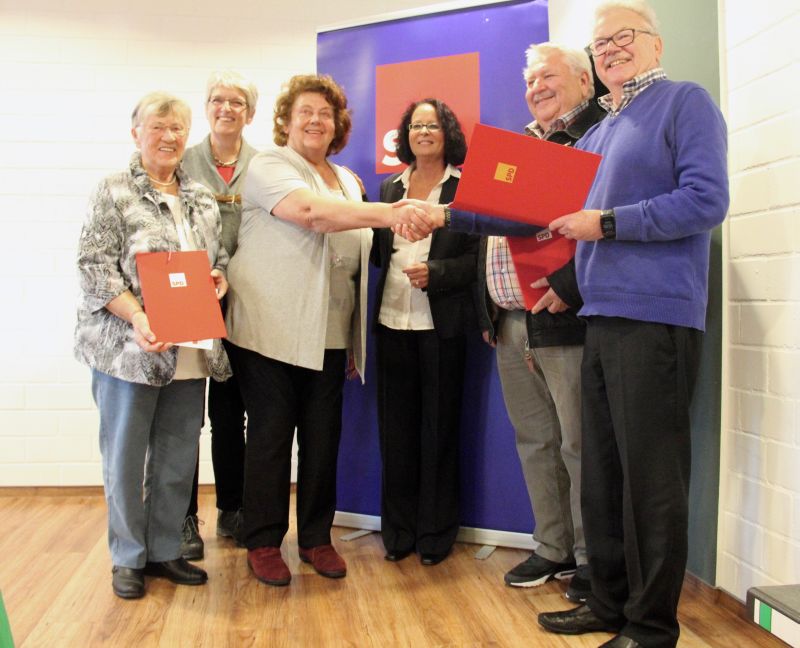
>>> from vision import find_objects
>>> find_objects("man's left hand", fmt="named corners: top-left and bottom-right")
top-left (549, 209), bottom-right (603, 240)
top-left (530, 277), bottom-right (569, 314)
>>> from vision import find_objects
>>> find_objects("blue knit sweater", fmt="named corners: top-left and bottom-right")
top-left (574, 80), bottom-right (728, 331)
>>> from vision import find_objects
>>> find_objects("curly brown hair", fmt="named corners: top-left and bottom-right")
top-left (273, 74), bottom-right (352, 156)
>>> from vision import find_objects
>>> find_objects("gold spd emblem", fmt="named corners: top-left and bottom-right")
top-left (494, 162), bottom-right (517, 184)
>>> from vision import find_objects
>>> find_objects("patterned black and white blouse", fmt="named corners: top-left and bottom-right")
top-left (74, 152), bottom-right (231, 386)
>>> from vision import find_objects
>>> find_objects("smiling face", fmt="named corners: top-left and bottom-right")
top-left (131, 109), bottom-right (188, 178)
top-left (408, 103), bottom-right (445, 164)
top-left (284, 92), bottom-right (335, 161)
top-left (593, 7), bottom-right (662, 102)
top-left (206, 84), bottom-right (253, 141)
top-left (524, 51), bottom-right (591, 131)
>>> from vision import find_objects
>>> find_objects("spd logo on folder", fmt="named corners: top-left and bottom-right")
top-left (494, 162), bottom-right (517, 184)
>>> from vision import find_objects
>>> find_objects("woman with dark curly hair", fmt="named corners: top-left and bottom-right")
top-left (224, 74), bottom-right (423, 586)
top-left (371, 99), bottom-right (479, 566)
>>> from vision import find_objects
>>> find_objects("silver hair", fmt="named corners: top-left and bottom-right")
top-left (594, 0), bottom-right (661, 33)
top-left (205, 70), bottom-right (259, 114)
top-left (131, 91), bottom-right (191, 129)
top-left (523, 42), bottom-right (595, 96)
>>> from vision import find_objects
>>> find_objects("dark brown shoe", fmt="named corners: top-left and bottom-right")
top-left (538, 604), bottom-right (622, 635)
top-left (248, 547), bottom-right (291, 586)
top-left (299, 544), bottom-right (347, 578)
top-left (144, 558), bottom-right (207, 585)
top-left (112, 566), bottom-right (145, 599)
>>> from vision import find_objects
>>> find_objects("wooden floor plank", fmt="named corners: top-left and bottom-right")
top-left (0, 488), bottom-right (783, 647)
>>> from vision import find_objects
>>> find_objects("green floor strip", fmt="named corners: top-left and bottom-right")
top-left (759, 600), bottom-right (773, 632)
top-left (0, 591), bottom-right (14, 648)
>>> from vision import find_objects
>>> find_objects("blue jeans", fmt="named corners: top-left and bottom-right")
top-left (92, 370), bottom-right (204, 568)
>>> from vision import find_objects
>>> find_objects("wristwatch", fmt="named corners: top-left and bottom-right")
top-left (443, 205), bottom-right (452, 228)
top-left (600, 209), bottom-right (616, 240)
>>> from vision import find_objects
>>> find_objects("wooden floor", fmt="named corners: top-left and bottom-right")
top-left (0, 487), bottom-right (782, 648)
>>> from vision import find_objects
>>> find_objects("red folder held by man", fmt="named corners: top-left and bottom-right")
top-left (451, 123), bottom-right (601, 308)
top-left (135, 250), bottom-right (226, 344)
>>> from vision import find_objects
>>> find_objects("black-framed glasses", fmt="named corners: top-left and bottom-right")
top-left (208, 96), bottom-right (248, 111)
top-left (589, 28), bottom-right (655, 56)
top-left (409, 122), bottom-right (441, 133)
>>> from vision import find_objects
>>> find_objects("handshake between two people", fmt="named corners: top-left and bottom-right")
top-left (389, 198), bottom-right (444, 242)
top-left (389, 199), bottom-right (605, 317)
top-left (390, 199), bottom-right (604, 244)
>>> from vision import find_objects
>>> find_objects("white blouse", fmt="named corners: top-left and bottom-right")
top-left (378, 164), bottom-right (461, 331)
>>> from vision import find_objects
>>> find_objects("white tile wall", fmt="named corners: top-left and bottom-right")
top-left (719, 1), bottom-right (800, 602)
top-left (0, 0), bottom-right (436, 487)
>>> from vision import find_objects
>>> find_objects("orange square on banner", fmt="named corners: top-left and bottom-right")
top-left (375, 53), bottom-right (480, 175)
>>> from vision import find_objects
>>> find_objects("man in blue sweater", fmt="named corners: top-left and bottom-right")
top-left (536, 2), bottom-right (729, 648)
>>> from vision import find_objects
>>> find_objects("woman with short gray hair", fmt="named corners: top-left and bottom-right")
top-left (75, 90), bottom-right (228, 599)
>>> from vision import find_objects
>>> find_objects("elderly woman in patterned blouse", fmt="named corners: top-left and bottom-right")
top-left (74, 91), bottom-right (228, 600)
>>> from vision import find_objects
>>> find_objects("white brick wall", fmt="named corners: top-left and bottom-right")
top-left (0, 0), bottom-right (436, 487)
top-left (718, 1), bottom-right (800, 601)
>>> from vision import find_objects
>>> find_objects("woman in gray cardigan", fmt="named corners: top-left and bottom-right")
top-left (224, 74), bottom-right (424, 587)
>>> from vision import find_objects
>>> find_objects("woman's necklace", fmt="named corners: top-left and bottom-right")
top-left (213, 155), bottom-right (238, 168)
top-left (211, 143), bottom-right (239, 168)
top-left (147, 174), bottom-right (176, 187)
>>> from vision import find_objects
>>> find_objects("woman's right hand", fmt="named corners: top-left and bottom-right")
top-left (131, 311), bottom-right (173, 353)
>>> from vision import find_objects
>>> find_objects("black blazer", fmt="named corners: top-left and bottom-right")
top-left (370, 173), bottom-right (480, 339)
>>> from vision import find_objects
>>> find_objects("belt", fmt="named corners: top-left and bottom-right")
top-left (214, 193), bottom-right (241, 204)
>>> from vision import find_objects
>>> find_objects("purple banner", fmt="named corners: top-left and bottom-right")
top-left (318, 0), bottom-right (549, 535)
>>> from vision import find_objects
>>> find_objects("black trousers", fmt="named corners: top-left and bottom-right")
top-left (376, 326), bottom-right (465, 556)
top-left (185, 371), bottom-right (246, 517)
top-left (581, 317), bottom-right (701, 648)
top-left (228, 343), bottom-right (346, 549)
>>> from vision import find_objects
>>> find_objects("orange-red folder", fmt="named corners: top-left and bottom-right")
top-left (135, 250), bottom-right (226, 344)
top-left (450, 123), bottom-right (602, 225)
top-left (451, 123), bottom-right (600, 309)
top-left (506, 232), bottom-right (576, 309)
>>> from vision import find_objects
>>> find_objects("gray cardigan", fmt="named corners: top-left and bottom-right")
top-left (225, 146), bottom-right (372, 380)
top-left (181, 134), bottom-right (257, 257)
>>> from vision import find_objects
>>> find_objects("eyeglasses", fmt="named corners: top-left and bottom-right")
top-left (409, 122), bottom-right (442, 133)
top-left (208, 96), bottom-right (248, 111)
top-left (145, 124), bottom-right (187, 137)
top-left (589, 28), bottom-right (655, 56)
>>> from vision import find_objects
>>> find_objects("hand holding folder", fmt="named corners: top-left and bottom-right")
top-left (450, 123), bottom-right (601, 309)
top-left (135, 250), bottom-right (227, 345)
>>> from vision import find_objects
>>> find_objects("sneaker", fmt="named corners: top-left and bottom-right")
top-left (565, 564), bottom-right (592, 602)
top-left (299, 544), bottom-right (347, 578)
top-left (504, 552), bottom-right (575, 587)
top-left (216, 509), bottom-right (242, 540)
top-left (180, 515), bottom-right (204, 561)
top-left (248, 547), bottom-right (291, 586)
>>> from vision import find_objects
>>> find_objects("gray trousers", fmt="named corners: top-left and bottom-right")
top-left (495, 309), bottom-right (585, 565)
top-left (92, 370), bottom-right (204, 568)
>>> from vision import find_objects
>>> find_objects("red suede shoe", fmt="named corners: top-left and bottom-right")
top-left (298, 544), bottom-right (347, 578)
top-left (247, 547), bottom-right (291, 586)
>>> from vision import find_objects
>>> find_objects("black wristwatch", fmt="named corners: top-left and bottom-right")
top-left (443, 205), bottom-right (452, 228)
top-left (600, 209), bottom-right (616, 240)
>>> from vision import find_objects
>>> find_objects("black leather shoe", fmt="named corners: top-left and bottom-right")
top-left (112, 565), bottom-right (145, 599)
top-left (180, 515), bottom-right (204, 561)
top-left (420, 550), bottom-right (450, 566)
top-left (144, 558), bottom-right (208, 585)
top-left (384, 549), bottom-right (412, 562)
top-left (538, 604), bottom-right (622, 635)
top-left (599, 635), bottom-right (643, 648)
top-left (217, 509), bottom-right (245, 547)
